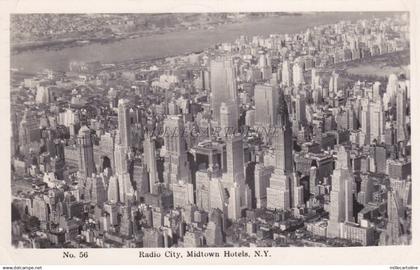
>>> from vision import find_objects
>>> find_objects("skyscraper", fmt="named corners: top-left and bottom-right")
top-left (360, 98), bottom-right (371, 145)
top-left (327, 146), bottom-right (354, 238)
top-left (107, 176), bottom-right (120, 203)
top-left (254, 84), bottom-right (279, 129)
top-left (224, 134), bottom-right (245, 184)
top-left (273, 112), bottom-right (293, 174)
top-left (381, 191), bottom-right (406, 245)
top-left (267, 93), bottom-right (294, 210)
top-left (210, 57), bottom-right (238, 124)
top-left (329, 71), bottom-right (339, 95)
top-left (222, 134), bottom-right (251, 220)
top-left (163, 115), bottom-right (191, 187)
top-left (114, 143), bottom-right (128, 175)
top-left (383, 73), bottom-right (398, 109)
top-left (77, 125), bottom-right (96, 178)
top-left (295, 93), bottom-right (306, 126)
top-left (18, 109), bottom-right (41, 147)
top-left (292, 62), bottom-right (304, 87)
top-left (254, 164), bottom-right (273, 209)
top-left (118, 99), bottom-right (131, 148)
top-left (143, 135), bottom-right (159, 194)
top-left (219, 101), bottom-right (238, 135)
top-left (281, 60), bottom-right (292, 87)
top-left (369, 100), bottom-right (385, 143)
top-left (396, 83), bottom-right (407, 142)
top-left (90, 174), bottom-right (107, 206)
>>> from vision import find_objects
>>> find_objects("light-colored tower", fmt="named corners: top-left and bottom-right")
top-left (327, 146), bottom-right (354, 238)
top-left (220, 101), bottom-right (238, 136)
top-left (77, 126), bottom-right (96, 178)
top-left (292, 62), bottom-right (304, 87)
top-left (163, 115), bottom-right (191, 187)
top-left (107, 176), bottom-right (119, 203)
top-left (267, 94), bottom-right (294, 210)
top-left (329, 71), bottom-right (339, 94)
top-left (295, 93), bottom-right (306, 126)
top-left (254, 164), bottom-right (273, 209)
top-left (254, 84), bottom-right (279, 129)
top-left (143, 135), bottom-right (159, 194)
top-left (210, 57), bottom-right (238, 124)
top-left (369, 100), bottom-right (385, 143)
top-left (281, 60), bottom-right (292, 87)
top-left (361, 98), bottom-right (371, 144)
top-left (222, 134), bottom-right (251, 220)
top-left (118, 99), bottom-right (131, 148)
top-left (396, 83), bottom-right (407, 142)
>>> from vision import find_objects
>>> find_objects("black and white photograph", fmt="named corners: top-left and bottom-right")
top-left (9, 11), bottom-right (412, 249)
top-left (1, 0), bottom-right (420, 266)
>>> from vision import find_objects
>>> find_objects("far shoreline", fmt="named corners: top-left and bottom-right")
top-left (11, 13), bottom-right (304, 55)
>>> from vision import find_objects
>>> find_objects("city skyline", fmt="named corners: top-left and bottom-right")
top-left (10, 12), bottom-right (411, 249)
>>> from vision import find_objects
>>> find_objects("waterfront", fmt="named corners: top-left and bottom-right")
top-left (11, 12), bottom-right (389, 73)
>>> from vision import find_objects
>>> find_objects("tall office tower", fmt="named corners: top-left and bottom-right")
top-left (104, 202), bottom-right (119, 225)
top-left (295, 93), bottom-right (306, 126)
top-left (258, 53), bottom-right (267, 68)
top-left (254, 84), bottom-right (279, 129)
top-left (118, 172), bottom-right (134, 204)
top-left (311, 68), bottom-right (322, 90)
top-left (281, 60), bottom-right (292, 87)
top-left (210, 57), bottom-right (238, 124)
top-left (114, 143), bottom-right (128, 175)
top-left (143, 135), bottom-right (159, 194)
top-left (266, 169), bottom-right (291, 211)
top-left (245, 109), bottom-right (255, 127)
top-left (77, 126), bottom-right (96, 178)
top-left (369, 100), bottom-right (385, 143)
top-left (163, 115), bottom-right (191, 187)
top-left (267, 94), bottom-right (293, 210)
top-left (195, 171), bottom-right (211, 212)
top-left (381, 191), bottom-right (405, 245)
top-left (219, 101), bottom-right (238, 135)
top-left (209, 177), bottom-right (228, 214)
top-left (327, 146), bottom-right (354, 238)
top-left (205, 209), bottom-right (224, 246)
top-left (345, 105), bottom-right (357, 130)
top-left (223, 134), bottom-right (252, 220)
top-left (273, 101), bottom-right (293, 175)
top-left (396, 84), bottom-right (407, 142)
top-left (35, 86), bottom-right (51, 104)
top-left (119, 205), bottom-right (133, 237)
top-left (292, 62), bottom-right (304, 87)
top-left (357, 173), bottom-right (374, 206)
top-left (172, 181), bottom-right (194, 208)
top-left (18, 110), bottom-right (41, 146)
top-left (224, 134), bottom-right (246, 184)
top-left (360, 98), bottom-right (371, 145)
top-left (91, 174), bottom-right (107, 206)
top-left (291, 172), bottom-right (304, 209)
top-left (107, 175), bottom-right (119, 203)
top-left (118, 99), bottom-right (131, 148)
top-left (254, 164), bottom-right (273, 209)
top-left (373, 81), bottom-right (382, 100)
top-left (309, 166), bottom-right (318, 195)
top-left (311, 68), bottom-right (317, 89)
top-left (383, 73), bottom-right (399, 109)
top-left (329, 70), bottom-right (339, 94)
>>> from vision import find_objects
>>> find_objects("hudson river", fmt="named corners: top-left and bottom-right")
top-left (11, 12), bottom-right (393, 73)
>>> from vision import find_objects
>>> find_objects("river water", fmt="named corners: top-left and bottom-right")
top-left (11, 12), bottom-right (393, 73)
